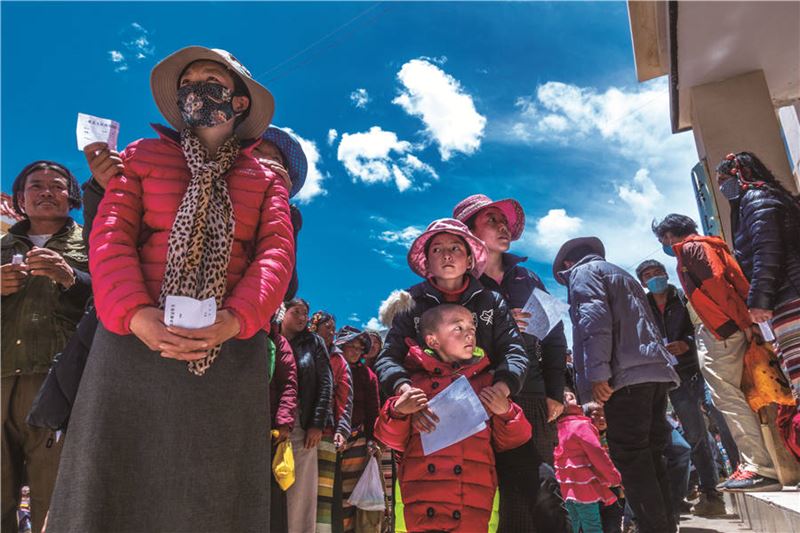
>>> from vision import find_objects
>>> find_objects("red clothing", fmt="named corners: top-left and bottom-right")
top-left (270, 332), bottom-right (298, 429)
top-left (328, 349), bottom-right (354, 437)
top-left (554, 405), bottom-right (620, 505)
top-left (374, 345), bottom-right (531, 533)
top-left (673, 235), bottom-right (752, 340)
top-left (89, 126), bottom-right (294, 338)
top-left (349, 361), bottom-right (380, 440)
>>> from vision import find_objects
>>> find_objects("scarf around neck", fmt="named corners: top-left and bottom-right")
top-left (158, 129), bottom-right (240, 376)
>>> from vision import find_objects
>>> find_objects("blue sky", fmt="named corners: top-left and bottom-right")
top-left (1, 1), bottom-right (700, 334)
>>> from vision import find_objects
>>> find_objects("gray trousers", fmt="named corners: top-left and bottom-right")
top-left (286, 417), bottom-right (319, 533)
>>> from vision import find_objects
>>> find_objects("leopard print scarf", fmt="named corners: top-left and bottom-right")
top-left (159, 129), bottom-right (240, 376)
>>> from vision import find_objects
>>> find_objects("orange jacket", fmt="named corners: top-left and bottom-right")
top-left (673, 235), bottom-right (752, 340)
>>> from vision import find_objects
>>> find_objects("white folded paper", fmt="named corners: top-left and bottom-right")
top-left (164, 295), bottom-right (216, 329)
top-left (521, 287), bottom-right (570, 339)
top-left (76, 113), bottom-right (119, 151)
top-left (757, 321), bottom-right (775, 343)
top-left (420, 375), bottom-right (489, 456)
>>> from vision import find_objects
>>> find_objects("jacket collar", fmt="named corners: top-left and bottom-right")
top-left (502, 252), bottom-right (527, 271)
top-left (411, 275), bottom-right (484, 306)
top-left (559, 253), bottom-right (603, 286)
top-left (8, 217), bottom-right (75, 240)
top-left (673, 234), bottom-right (732, 256)
top-left (150, 123), bottom-right (261, 156)
top-left (404, 342), bottom-right (491, 378)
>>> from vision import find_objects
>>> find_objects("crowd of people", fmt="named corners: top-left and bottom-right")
top-left (2, 44), bottom-right (799, 533)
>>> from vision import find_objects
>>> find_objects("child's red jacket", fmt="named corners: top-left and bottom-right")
top-left (374, 345), bottom-right (531, 532)
top-left (554, 405), bottom-right (621, 505)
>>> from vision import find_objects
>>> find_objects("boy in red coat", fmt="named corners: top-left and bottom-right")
top-left (374, 304), bottom-right (531, 532)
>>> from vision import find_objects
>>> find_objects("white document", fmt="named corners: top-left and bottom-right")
top-left (420, 375), bottom-right (489, 456)
top-left (76, 113), bottom-right (120, 151)
top-left (757, 321), bottom-right (776, 343)
top-left (164, 295), bottom-right (216, 329)
top-left (521, 288), bottom-right (570, 339)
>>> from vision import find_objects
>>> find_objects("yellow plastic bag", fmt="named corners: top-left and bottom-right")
top-left (272, 434), bottom-right (295, 491)
top-left (741, 339), bottom-right (794, 412)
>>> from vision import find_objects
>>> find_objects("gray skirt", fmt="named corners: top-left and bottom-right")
top-left (47, 323), bottom-right (271, 533)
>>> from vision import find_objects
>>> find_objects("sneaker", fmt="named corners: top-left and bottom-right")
top-left (720, 470), bottom-right (782, 492)
top-left (692, 492), bottom-right (727, 517)
top-left (716, 465), bottom-right (745, 490)
top-left (679, 499), bottom-right (693, 513)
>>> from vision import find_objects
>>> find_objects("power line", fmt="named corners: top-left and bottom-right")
top-left (252, 2), bottom-right (384, 84)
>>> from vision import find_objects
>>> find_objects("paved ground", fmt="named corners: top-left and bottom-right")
top-left (679, 512), bottom-right (751, 533)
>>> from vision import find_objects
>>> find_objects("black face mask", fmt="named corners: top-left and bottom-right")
top-left (719, 178), bottom-right (741, 201)
top-left (177, 82), bottom-right (236, 128)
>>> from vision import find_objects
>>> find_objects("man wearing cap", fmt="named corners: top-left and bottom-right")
top-left (554, 237), bottom-right (679, 533)
top-left (635, 259), bottom-right (727, 517)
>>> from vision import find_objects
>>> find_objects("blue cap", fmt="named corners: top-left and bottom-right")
top-left (262, 126), bottom-right (308, 198)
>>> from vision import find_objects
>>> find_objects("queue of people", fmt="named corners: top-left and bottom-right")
top-left (1, 43), bottom-right (799, 533)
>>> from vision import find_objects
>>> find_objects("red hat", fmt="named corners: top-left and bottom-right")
top-left (452, 194), bottom-right (525, 241)
top-left (407, 218), bottom-right (488, 279)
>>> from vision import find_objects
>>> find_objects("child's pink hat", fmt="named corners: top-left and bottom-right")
top-left (452, 194), bottom-right (526, 241)
top-left (407, 218), bottom-right (488, 279)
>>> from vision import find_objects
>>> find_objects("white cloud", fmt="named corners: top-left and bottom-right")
top-left (327, 129), bottom-right (339, 146)
top-left (378, 226), bottom-right (423, 247)
top-left (281, 127), bottom-right (326, 204)
top-left (510, 79), bottom-right (699, 272)
top-left (526, 209), bottom-right (584, 255)
top-left (337, 126), bottom-right (436, 192)
top-left (393, 59), bottom-right (486, 160)
top-left (348, 313), bottom-right (361, 322)
top-left (350, 88), bottom-right (370, 109)
top-left (108, 23), bottom-right (154, 73)
top-left (362, 317), bottom-right (385, 332)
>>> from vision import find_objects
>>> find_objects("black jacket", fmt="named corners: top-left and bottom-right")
top-left (645, 285), bottom-right (700, 381)
top-left (732, 186), bottom-right (800, 310)
top-left (288, 329), bottom-right (333, 430)
top-left (374, 275), bottom-right (530, 397)
top-left (480, 253), bottom-right (568, 400)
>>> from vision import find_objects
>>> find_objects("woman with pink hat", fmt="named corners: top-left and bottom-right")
top-left (46, 46), bottom-right (294, 532)
top-left (373, 218), bottom-right (528, 430)
top-left (453, 194), bottom-right (570, 532)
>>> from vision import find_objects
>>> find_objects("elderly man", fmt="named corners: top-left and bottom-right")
top-left (554, 236), bottom-right (679, 533)
top-left (1, 161), bottom-right (91, 533)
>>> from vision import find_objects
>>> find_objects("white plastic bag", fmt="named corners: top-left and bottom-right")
top-left (347, 456), bottom-right (385, 511)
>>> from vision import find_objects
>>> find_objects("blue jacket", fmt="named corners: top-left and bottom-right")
top-left (561, 255), bottom-right (679, 402)
top-left (732, 186), bottom-right (800, 310)
top-left (480, 253), bottom-right (568, 400)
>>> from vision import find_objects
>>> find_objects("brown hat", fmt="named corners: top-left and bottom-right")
top-left (552, 236), bottom-right (605, 285)
top-left (150, 46), bottom-right (274, 139)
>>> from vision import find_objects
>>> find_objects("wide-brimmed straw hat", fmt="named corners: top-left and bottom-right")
top-left (262, 126), bottom-right (308, 198)
top-left (407, 218), bottom-right (488, 279)
top-left (150, 46), bottom-right (274, 139)
top-left (552, 236), bottom-right (605, 285)
top-left (452, 194), bottom-right (526, 241)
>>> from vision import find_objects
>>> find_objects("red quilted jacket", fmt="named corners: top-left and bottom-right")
top-left (374, 345), bottom-right (531, 533)
top-left (89, 125), bottom-right (294, 338)
top-left (270, 331), bottom-right (298, 429)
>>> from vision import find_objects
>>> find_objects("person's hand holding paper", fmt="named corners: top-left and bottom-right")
top-left (420, 376), bottom-right (489, 455)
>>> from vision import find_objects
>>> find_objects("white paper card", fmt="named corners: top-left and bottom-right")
top-left (420, 375), bottom-right (489, 456)
top-left (521, 288), bottom-right (570, 339)
top-left (758, 321), bottom-right (775, 343)
top-left (164, 295), bottom-right (216, 329)
top-left (76, 113), bottom-right (119, 151)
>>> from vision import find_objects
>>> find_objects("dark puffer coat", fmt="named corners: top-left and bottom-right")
top-left (373, 275), bottom-right (529, 397)
top-left (288, 329), bottom-right (333, 430)
top-left (732, 185), bottom-right (800, 310)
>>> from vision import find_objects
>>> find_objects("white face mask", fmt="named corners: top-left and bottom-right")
top-left (719, 178), bottom-right (741, 201)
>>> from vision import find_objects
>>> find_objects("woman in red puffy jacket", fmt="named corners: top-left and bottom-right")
top-left (375, 304), bottom-right (531, 532)
top-left (46, 46), bottom-right (294, 533)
